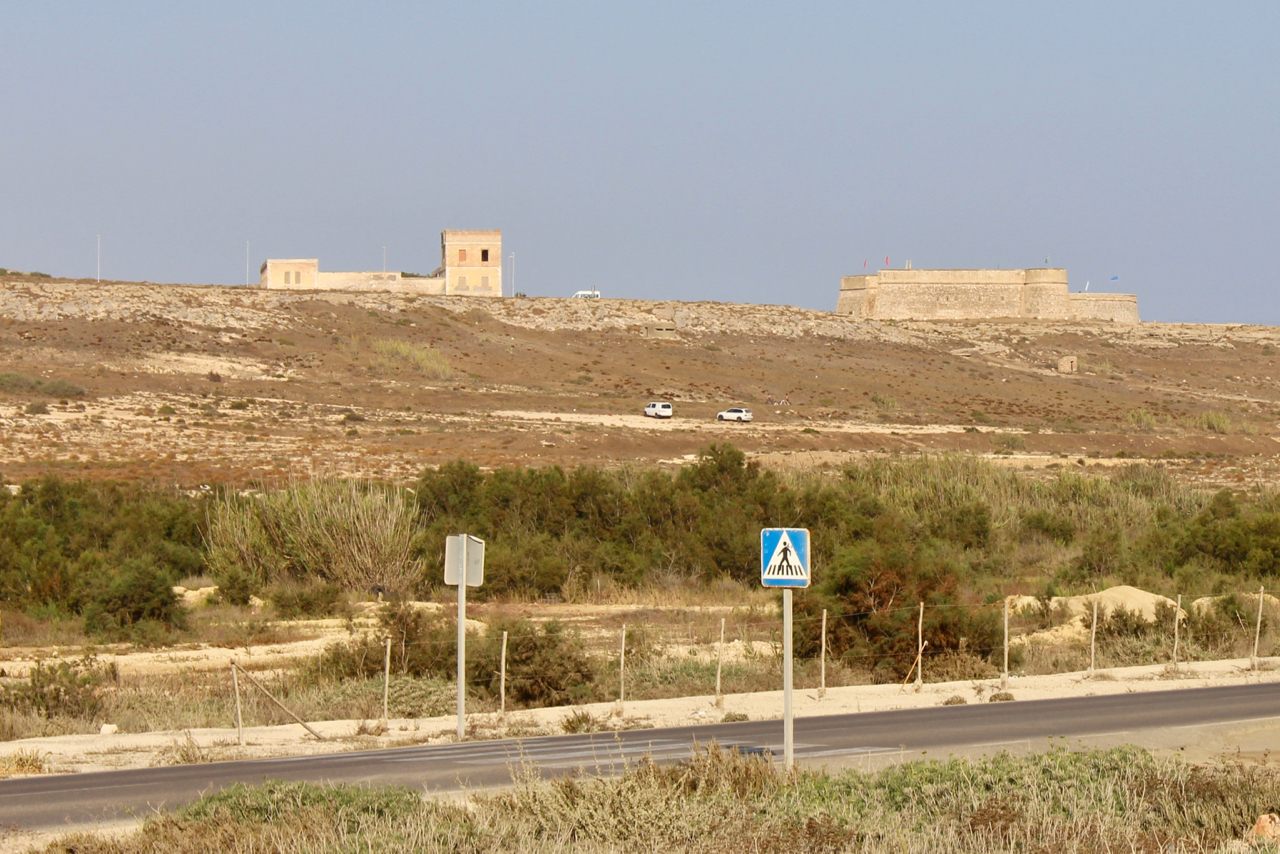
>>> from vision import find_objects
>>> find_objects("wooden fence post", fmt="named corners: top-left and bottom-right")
top-left (231, 660), bottom-right (243, 746)
top-left (619, 624), bottom-right (627, 713)
top-left (1254, 585), bottom-right (1266, 670)
top-left (915, 602), bottom-right (924, 686)
top-left (1002, 597), bottom-right (1009, 691)
top-left (1172, 594), bottom-right (1181, 672)
top-left (819, 609), bottom-right (828, 698)
top-left (233, 661), bottom-right (325, 741)
top-left (500, 630), bottom-right (508, 716)
top-left (715, 618), bottom-right (725, 709)
top-left (1089, 599), bottom-right (1099, 675)
top-left (382, 636), bottom-right (392, 722)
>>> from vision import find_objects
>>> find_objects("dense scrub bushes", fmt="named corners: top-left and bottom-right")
top-left (0, 477), bottom-right (203, 636)
top-left (16, 452), bottom-right (1280, 669)
top-left (316, 604), bottom-right (598, 708)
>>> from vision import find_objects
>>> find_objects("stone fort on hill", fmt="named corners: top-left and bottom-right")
top-left (260, 230), bottom-right (502, 297)
top-left (836, 268), bottom-right (1139, 323)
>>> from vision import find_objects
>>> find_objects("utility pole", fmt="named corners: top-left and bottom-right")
top-left (382, 247), bottom-right (386, 273)
top-left (96, 236), bottom-right (100, 283)
top-left (245, 241), bottom-right (249, 286)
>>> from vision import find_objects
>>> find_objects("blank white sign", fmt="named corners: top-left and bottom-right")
top-left (444, 534), bottom-right (485, 587)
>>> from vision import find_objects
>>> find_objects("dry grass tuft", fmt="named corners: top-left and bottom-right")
top-left (0, 748), bottom-right (49, 776)
top-left (370, 338), bottom-right (453, 379)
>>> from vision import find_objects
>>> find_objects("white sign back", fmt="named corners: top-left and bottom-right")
top-left (444, 534), bottom-right (485, 587)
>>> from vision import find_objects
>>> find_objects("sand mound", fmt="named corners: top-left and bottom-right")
top-left (1009, 585), bottom-right (1181, 624)
top-left (1191, 593), bottom-right (1280, 614)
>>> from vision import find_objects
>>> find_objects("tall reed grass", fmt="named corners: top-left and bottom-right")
top-left (835, 454), bottom-right (1205, 533)
top-left (205, 481), bottom-right (423, 594)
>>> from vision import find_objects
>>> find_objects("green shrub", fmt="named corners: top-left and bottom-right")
top-left (471, 618), bottom-right (597, 707)
top-left (929, 501), bottom-right (991, 549)
top-left (0, 373), bottom-right (85, 398)
top-left (266, 581), bottom-right (344, 619)
top-left (1071, 524), bottom-right (1127, 577)
top-left (1020, 509), bottom-right (1075, 544)
top-left (1184, 411), bottom-right (1234, 434)
top-left (81, 558), bottom-right (187, 638)
top-left (0, 477), bottom-right (204, 616)
top-left (1127, 408), bottom-right (1157, 431)
top-left (3, 654), bottom-right (116, 720)
top-left (991, 433), bottom-right (1026, 452)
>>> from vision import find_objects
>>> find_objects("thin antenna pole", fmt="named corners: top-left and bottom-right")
top-left (382, 247), bottom-right (386, 273)
top-left (245, 241), bottom-right (249, 286)
top-left (96, 235), bottom-right (100, 283)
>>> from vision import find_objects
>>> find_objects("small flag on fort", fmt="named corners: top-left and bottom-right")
top-left (885, 255), bottom-right (889, 266)
top-left (863, 259), bottom-right (867, 269)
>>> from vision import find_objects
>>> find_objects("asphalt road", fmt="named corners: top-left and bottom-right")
top-left (3, 682), bottom-right (1279, 832)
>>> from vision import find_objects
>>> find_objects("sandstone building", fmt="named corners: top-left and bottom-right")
top-left (261, 230), bottom-right (502, 296)
top-left (836, 268), bottom-right (1139, 323)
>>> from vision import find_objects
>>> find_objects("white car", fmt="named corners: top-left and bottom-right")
top-left (717, 408), bottom-right (753, 422)
top-left (572, 290), bottom-right (601, 299)
top-left (644, 401), bottom-right (673, 418)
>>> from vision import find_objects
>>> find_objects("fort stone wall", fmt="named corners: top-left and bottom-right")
top-left (837, 268), bottom-right (1139, 323)
top-left (316, 271), bottom-right (447, 295)
top-left (1069, 293), bottom-right (1140, 323)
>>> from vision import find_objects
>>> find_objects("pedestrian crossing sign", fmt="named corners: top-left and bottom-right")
top-left (760, 528), bottom-right (810, 588)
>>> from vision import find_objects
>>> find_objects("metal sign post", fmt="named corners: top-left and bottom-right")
top-left (760, 527), bottom-right (810, 770)
top-left (444, 534), bottom-right (485, 741)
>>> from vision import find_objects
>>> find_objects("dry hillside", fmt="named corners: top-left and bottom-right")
top-left (0, 275), bottom-right (1278, 487)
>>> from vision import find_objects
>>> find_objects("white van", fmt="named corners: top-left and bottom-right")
top-left (572, 289), bottom-right (601, 299)
top-left (644, 402), bottom-right (673, 419)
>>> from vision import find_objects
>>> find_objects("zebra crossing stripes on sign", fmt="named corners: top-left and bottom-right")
top-left (760, 528), bottom-right (810, 588)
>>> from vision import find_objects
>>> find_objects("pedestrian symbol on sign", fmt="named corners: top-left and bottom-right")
top-left (761, 528), bottom-right (810, 588)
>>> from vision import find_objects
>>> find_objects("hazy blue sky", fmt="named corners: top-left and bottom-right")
top-left (1, 3), bottom-right (1276, 322)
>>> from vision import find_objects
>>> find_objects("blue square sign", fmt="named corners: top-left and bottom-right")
top-left (760, 528), bottom-right (810, 588)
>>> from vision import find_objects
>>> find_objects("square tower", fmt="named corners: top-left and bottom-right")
top-left (442, 230), bottom-right (502, 296)
top-left (260, 259), bottom-right (319, 289)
